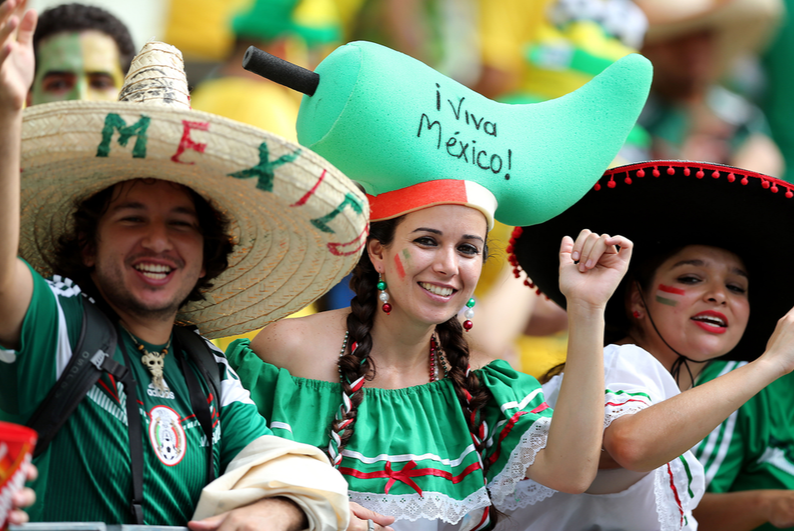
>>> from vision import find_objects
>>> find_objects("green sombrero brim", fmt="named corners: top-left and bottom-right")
top-left (511, 161), bottom-right (794, 362)
top-left (21, 100), bottom-right (368, 339)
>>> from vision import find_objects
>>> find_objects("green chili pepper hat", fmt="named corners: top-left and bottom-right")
top-left (293, 41), bottom-right (654, 230)
top-left (509, 161), bottom-right (794, 362)
top-left (18, 41), bottom-right (367, 339)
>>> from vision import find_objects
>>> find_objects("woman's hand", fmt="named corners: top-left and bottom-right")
top-left (0, 0), bottom-right (36, 111)
top-left (7, 462), bottom-right (37, 527)
top-left (559, 229), bottom-right (633, 310)
top-left (759, 308), bottom-right (794, 377)
top-left (346, 502), bottom-right (395, 530)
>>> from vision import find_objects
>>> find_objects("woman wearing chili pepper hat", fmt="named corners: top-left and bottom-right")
top-left (506, 161), bottom-right (794, 530)
top-left (226, 40), bottom-right (653, 530)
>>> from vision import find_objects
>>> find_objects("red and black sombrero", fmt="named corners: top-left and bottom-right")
top-left (508, 160), bottom-right (793, 362)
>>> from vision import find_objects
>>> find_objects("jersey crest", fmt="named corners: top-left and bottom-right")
top-left (149, 406), bottom-right (186, 466)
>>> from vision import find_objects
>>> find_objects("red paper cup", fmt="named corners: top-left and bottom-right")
top-left (0, 422), bottom-right (37, 530)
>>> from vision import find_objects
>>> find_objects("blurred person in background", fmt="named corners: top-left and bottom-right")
top-left (756, 0), bottom-right (793, 183)
top-left (636, 0), bottom-right (785, 177)
top-left (189, 0), bottom-right (342, 141)
top-left (28, 2), bottom-right (134, 105)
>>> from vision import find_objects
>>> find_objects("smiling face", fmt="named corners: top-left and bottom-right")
top-left (368, 205), bottom-right (488, 326)
top-left (30, 30), bottom-right (124, 105)
top-left (83, 179), bottom-right (206, 321)
top-left (630, 245), bottom-right (750, 367)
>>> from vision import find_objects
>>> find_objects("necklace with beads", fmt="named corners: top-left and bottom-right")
top-left (338, 331), bottom-right (449, 384)
top-left (120, 323), bottom-right (172, 393)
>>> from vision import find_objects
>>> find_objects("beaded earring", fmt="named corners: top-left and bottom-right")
top-left (377, 274), bottom-right (391, 314)
top-left (463, 298), bottom-right (475, 331)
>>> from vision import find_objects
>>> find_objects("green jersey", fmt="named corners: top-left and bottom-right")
top-left (694, 360), bottom-right (794, 531)
top-left (0, 263), bottom-right (272, 525)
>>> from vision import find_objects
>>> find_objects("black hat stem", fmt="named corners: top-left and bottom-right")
top-left (242, 46), bottom-right (320, 96)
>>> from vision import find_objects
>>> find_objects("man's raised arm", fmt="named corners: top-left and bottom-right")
top-left (0, 0), bottom-right (37, 349)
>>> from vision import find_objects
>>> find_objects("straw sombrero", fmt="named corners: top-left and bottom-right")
top-left (19, 41), bottom-right (368, 339)
top-left (636, 0), bottom-right (783, 78)
top-left (508, 160), bottom-right (794, 362)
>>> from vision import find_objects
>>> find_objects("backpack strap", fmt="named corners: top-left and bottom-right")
top-left (173, 326), bottom-right (221, 484)
top-left (114, 330), bottom-right (145, 525)
top-left (27, 300), bottom-right (124, 458)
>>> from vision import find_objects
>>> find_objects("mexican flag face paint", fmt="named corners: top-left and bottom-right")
top-left (393, 248), bottom-right (412, 279)
top-left (656, 284), bottom-right (685, 307)
top-left (31, 30), bottom-right (124, 105)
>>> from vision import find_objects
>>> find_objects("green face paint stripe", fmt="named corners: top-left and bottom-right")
top-left (228, 142), bottom-right (301, 192)
top-left (31, 32), bottom-right (84, 104)
top-left (656, 295), bottom-right (678, 306)
top-left (311, 193), bottom-right (364, 233)
top-left (96, 113), bottom-right (150, 158)
top-left (677, 455), bottom-right (695, 498)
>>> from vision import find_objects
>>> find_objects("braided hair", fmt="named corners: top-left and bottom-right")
top-left (327, 216), bottom-right (499, 528)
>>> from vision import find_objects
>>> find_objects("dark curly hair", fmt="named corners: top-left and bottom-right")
top-left (52, 179), bottom-right (234, 308)
top-left (33, 3), bottom-right (136, 75)
top-left (331, 216), bottom-right (500, 527)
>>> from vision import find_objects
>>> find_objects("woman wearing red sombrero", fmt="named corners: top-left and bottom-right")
top-left (505, 160), bottom-right (793, 530)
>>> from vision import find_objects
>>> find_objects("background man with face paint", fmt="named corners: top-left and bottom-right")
top-left (27, 2), bottom-right (134, 105)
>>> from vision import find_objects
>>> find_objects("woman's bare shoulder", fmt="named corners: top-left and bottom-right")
top-left (250, 308), bottom-right (350, 380)
top-left (467, 347), bottom-right (500, 370)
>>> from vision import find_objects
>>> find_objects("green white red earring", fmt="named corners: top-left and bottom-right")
top-left (378, 274), bottom-right (391, 314)
top-left (463, 298), bottom-right (475, 331)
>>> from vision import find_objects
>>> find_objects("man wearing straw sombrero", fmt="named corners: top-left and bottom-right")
top-left (0, 2), bottom-right (388, 530)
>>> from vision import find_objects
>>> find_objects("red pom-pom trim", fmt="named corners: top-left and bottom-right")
top-left (727, 173), bottom-right (736, 182)
top-left (684, 168), bottom-right (691, 176)
top-left (608, 179), bottom-right (616, 189)
top-left (762, 180), bottom-right (771, 189)
top-left (712, 170), bottom-right (720, 179)
top-left (653, 168), bottom-right (660, 177)
top-left (594, 183), bottom-right (601, 191)
top-left (786, 190), bottom-right (793, 198)
top-left (696, 170), bottom-right (705, 179)
top-left (771, 185), bottom-right (779, 193)
top-left (741, 177), bottom-right (749, 185)
top-left (667, 167), bottom-right (675, 175)
top-left (636, 169), bottom-right (645, 178)
top-left (624, 176), bottom-right (633, 185)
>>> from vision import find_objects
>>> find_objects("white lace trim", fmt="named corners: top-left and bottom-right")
top-left (488, 415), bottom-right (553, 507)
top-left (492, 477), bottom-right (556, 511)
top-left (603, 401), bottom-right (648, 429)
top-left (349, 485), bottom-right (491, 523)
top-left (653, 461), bottom-right (691, 531)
